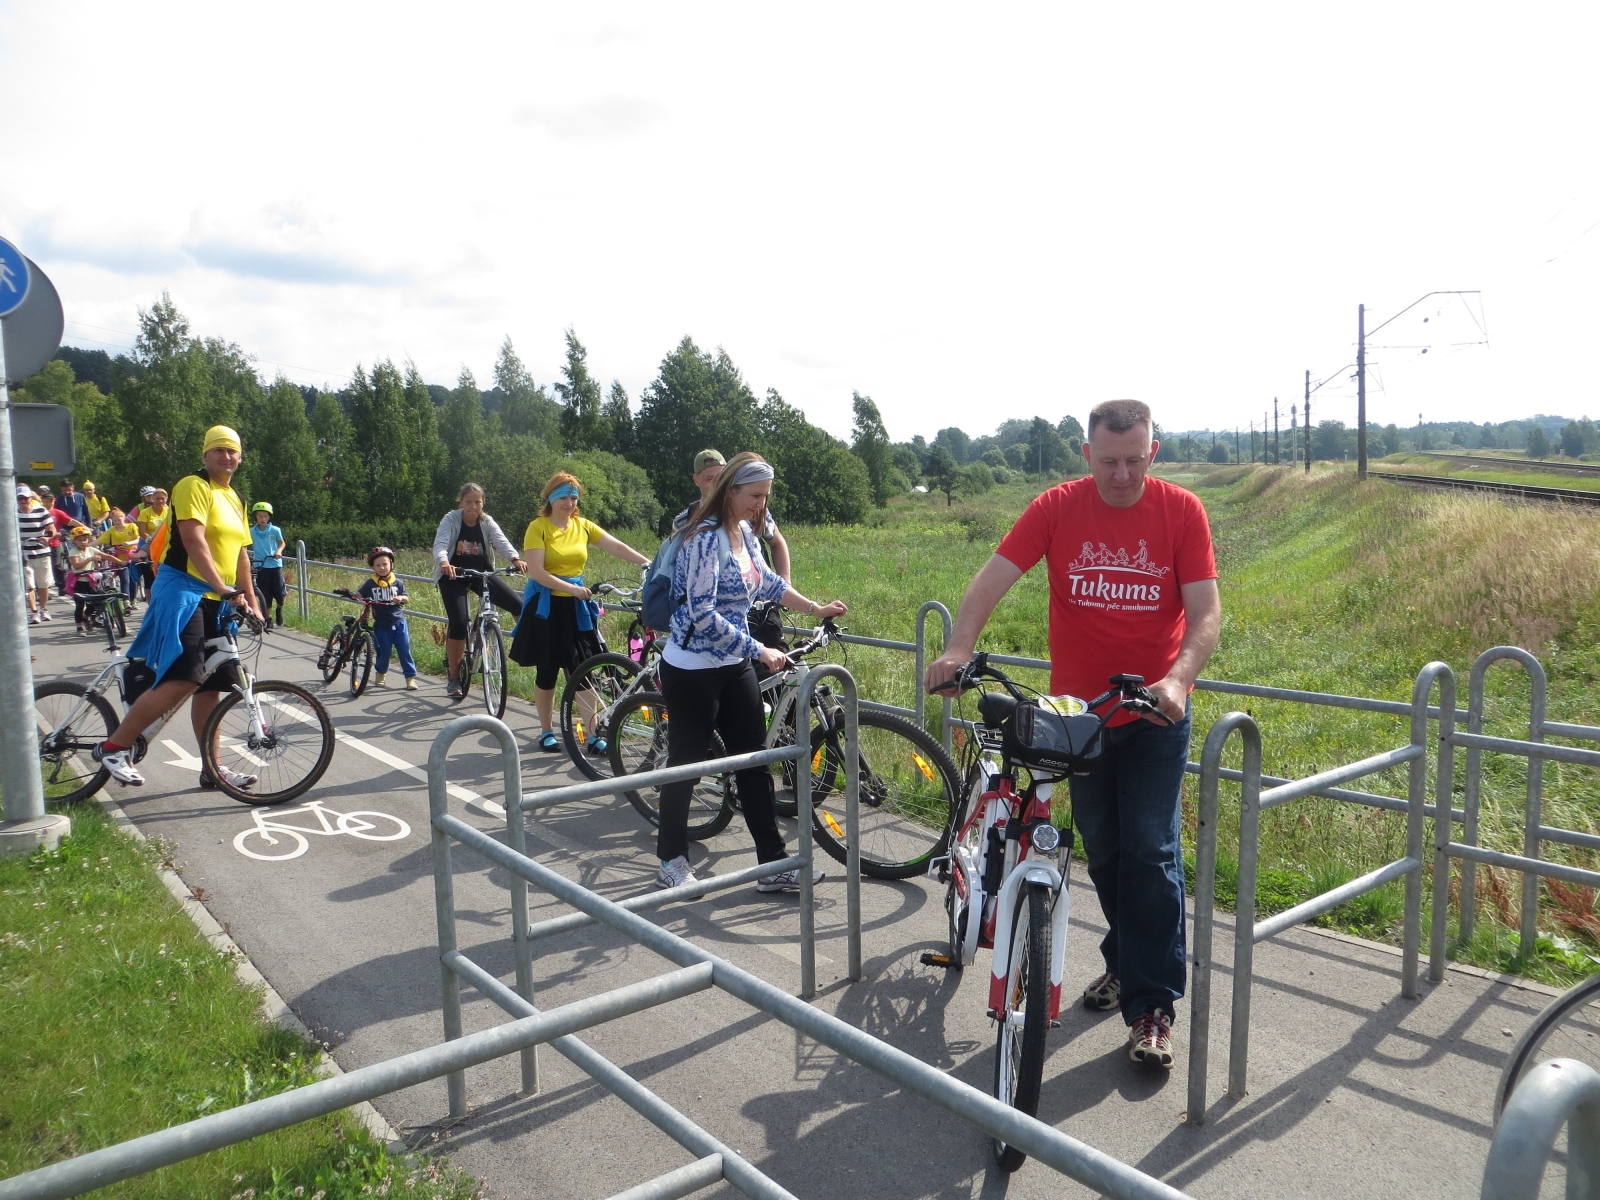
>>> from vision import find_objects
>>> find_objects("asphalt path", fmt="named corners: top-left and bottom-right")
top-left (23, 596), bottom-right (1557, 1199)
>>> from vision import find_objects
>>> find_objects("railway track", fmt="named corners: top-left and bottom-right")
top-left (1417, 451), bottom-right (1600, 477)
top-left (1374, 470), bottom-right (1600, 508)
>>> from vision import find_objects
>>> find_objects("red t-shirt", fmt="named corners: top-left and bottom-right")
top-left (995, 476), bottom-right (1216, 714)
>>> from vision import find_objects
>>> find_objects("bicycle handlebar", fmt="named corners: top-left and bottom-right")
top-left (451, 566), bottom-right (522, 580)
top-left (931, 652), bottom-right (1173, 725)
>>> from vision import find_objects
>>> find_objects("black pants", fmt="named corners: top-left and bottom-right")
top-left (438, 574), bottom-right (523, 640)
top-left (657, 658), bottom-right (785, 865)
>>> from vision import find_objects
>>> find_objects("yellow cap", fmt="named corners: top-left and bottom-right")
top-left (202, 425), bottom-right (243, 454)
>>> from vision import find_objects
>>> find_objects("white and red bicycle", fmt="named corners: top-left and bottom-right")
top-left (927, 655), bottom-right (1170, 1171)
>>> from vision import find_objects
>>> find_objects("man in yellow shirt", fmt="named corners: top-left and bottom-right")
top-left (95, 426), bottom-right (262, 790)
top-left (82, 480), bottom-right (110, 529)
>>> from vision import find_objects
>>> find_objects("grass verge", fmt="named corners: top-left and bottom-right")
top-left (0, 802), bottom-right (484, 1199)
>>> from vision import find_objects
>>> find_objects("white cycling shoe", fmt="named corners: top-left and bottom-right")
top-left (199, 766), bottom-right (259, 791)
top-left (94, 747), bottom-right (145, 787)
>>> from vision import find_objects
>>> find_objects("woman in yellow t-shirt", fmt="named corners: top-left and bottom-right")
top-left (509, 472), bottom-right (650, 753)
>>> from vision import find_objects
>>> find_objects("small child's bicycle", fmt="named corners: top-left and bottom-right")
top-left (320, 588), bottom-right (379, 697)
top-left (927, 655), bottom-right (1169, 1171)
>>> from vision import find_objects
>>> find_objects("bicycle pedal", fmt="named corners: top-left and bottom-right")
top-left (919, 952), bottom-right (955, 969)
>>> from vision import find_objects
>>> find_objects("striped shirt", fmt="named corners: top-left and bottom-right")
top-left (17, 504), bottom-right (54, 559)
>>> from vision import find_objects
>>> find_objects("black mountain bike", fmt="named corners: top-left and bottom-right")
top-left (318, 588), bottom-right (377, 697)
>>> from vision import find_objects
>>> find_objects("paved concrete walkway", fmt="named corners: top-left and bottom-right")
top-left (24, 604), bottom-right (1559, 1199)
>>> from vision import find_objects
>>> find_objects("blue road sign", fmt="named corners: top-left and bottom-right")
top-left (0, 239), bottom-right (29, 318)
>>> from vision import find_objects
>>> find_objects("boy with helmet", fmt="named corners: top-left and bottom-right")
top-left (249, 501), bottom-right (288, 626)
top-left (358, 547), bottom-right (418, 690)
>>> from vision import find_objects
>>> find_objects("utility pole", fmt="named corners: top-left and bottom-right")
top-left (1305, 392), bottom-right (1312, 474)
top-left (1356, 303), bottom-right (1368, 480)
top-left (1235, 427), bottom-right (1241, 463)
top-left (1274, 397), bottom-right (1280, 465)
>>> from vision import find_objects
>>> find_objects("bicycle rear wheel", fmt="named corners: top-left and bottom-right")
top-left (608, 691), bottom-right (734, 839)
top-left (33, 681), bottom-right (118, 804)
top-left (478, 622), bottom-right (507, 718)
top-left (1496, 972), bottom-right (1600, 1122)
top-left (201, 681), bottom-right (335, 805)
top-left (318, 626), bottom-right (346, 684)
top-left (993, 881), bottom-right (1051, 1172)
top-left (349, 632), bottom-right (374, 697)
top-left (809, 710), bottom-right (960, 879)
top-left (561, 651), bottom-right (643, 780)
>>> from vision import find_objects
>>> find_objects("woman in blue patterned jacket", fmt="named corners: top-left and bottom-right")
top-left (655, 452), bottom-right (848, 893)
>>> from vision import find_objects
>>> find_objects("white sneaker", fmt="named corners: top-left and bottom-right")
top-left (655, 856), bottom-right (698, 889)
top-left (757, 866), bottom-right (827, 893)
top-left (94, 747), bottom-right (145, 786)
top-left (200, 766), bottom-right (259, 791)
top-left (405, 677), bottom-right (419, 691)
top-left (40, 610), bottom-right (53, 622)
top-left (374, 673), bottom-right (387, 688)
top-left (28, 612), bottom-right (40, 625)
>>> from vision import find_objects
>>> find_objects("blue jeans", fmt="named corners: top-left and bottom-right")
top-left (1067, 707), bottom-right (1191, 1024)
top-left (372, 624), bottom-right (416, 677)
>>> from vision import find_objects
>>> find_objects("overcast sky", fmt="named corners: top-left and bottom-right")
top-left (3, 2), bottom-right (1596, 443)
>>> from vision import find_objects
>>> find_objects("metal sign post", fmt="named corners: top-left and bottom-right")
top-left (0, 236), bottom-right (69, 856)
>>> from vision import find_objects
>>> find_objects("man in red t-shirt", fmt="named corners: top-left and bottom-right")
top-left (926, 399), bottom-right (1220, 1069)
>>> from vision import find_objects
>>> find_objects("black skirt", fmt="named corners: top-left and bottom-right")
top-left (509, 594), bottom-right (602, 675)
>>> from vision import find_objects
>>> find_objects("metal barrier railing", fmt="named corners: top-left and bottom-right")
top-left (293, 541), bottom-right (448, 625)
top-left (436, 665), bottom-right (862, 1099)
top-left (1483, 1058), bottom-right (1600, 1199)
top-left (1186, 662), bottom-right (1450, 1124)
top-left (423, 708), bottom-right (1195, 1200)
top-left (1431, 646), bottom-right (1600, 981)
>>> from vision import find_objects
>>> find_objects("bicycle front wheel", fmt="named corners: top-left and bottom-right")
top-left (1496, 972), bottom-right (1600, 1122)
top-left (349, 632), bottom-right (374, 697)
top-left (993, 881), bottom-right (1051, 1172)
top-left (608, 691), bottom-right (734, 839)
top-left (318, 627), bottom-right (346, 684)
top-left (33, 680), bottom-right (118, 804)
top-left (561, 651), bottom-right (643, 780)
top-left (478, 622), bottom-right (507, 718)
top-left (201, 681), bottom-right (336, 806)
top-left (809, 710), bottom-right (960, 879)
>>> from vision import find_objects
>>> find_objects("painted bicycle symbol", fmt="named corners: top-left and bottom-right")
top-left (232, 799), bottom-right (411, 861)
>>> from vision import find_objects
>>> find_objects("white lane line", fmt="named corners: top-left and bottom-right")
top-left (332, 729), bottom-right (507, 818)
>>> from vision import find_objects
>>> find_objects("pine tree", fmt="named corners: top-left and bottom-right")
top-left (850, 392), bottom-right (893, 507)
top-left (310, 391), bottom-right (361, 516)
top-left (554, 327), bottom-right (607, 452)
top-left (495, 336), bottom-right (562, 446)
top-left (603, 380), bottom-right (633, 459)
top-left (439, 367), bottom-right (487, 485)
top-left (238, 377), bottom-right (327, 525)
top-left (403, 362), bottom-right (446, 513)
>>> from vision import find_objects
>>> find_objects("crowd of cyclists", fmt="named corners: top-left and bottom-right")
top-left (25, 398), bottom-right (1217, 1073)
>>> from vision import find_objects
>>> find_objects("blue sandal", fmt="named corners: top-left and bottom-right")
top-left (586, 736), bottom-right (609, 755)
top-left (539, 730), bottom-right (561, 753)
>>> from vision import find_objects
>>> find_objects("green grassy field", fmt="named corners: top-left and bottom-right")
top-left (0, 804), bottom-right (483, 1198)
top-left (278, 466), bottom-right (1600, 983)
